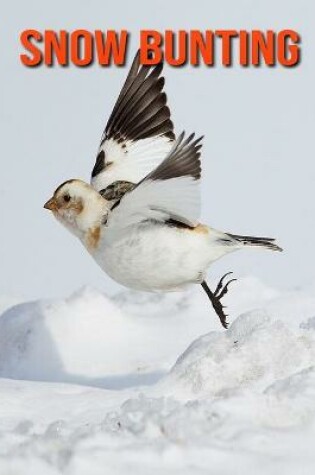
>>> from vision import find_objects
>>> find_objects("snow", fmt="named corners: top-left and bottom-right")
top-left (0, 277), bottom-right (314, 474)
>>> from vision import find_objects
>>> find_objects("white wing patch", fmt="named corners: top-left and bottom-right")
top-left (106, 176), bottom-right (200, 239)
top-left (91, 135), bottom-right (174, 192)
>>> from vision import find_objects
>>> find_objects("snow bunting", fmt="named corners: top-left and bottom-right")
top-left (44, 51), bottom-right (282, 328)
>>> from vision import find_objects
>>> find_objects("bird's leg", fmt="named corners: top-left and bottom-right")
top-left (201, 273), bottom-right (237, 329)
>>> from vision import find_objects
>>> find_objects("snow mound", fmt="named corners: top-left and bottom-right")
top-left (0, 278), bottom-right (315, 474)
top-left (0, 287), bottom-right (174, 387)
top-left (0, 277), bottom-right (278, 388)
top-left (0, 284), bottom-right (216, 387)
top-left (91, 295), bottom-right (315, 474)
top-left (165, 309), bottom-right (315, 398)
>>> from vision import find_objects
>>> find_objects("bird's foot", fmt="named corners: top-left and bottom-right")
top-left (212, 272), bottom-right (237, 328)
top-left (201, 273), bottom-right (237, 329)
top-left (214, 272), bottom-right (237, 300)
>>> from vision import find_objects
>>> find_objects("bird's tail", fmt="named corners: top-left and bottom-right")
top-left (226, 233), bottom-right (283, 252)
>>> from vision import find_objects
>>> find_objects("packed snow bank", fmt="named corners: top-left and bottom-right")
top-left (0, 277), bottom-right (278, 387)
top-left (0, 286), bottom-right (212, 387)
top-left (164, 308), bottom-right (315, 398)
top-left (0, 277), bottom-right (315, 474)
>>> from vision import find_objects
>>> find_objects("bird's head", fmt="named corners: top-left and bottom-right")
top-left (44, 179), bottom-right (110, 238)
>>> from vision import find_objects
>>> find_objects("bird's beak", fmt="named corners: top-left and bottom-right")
top-left (44, 197), bottom-right (58, 211)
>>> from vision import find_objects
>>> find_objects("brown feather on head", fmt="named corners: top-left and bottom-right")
top-left (44, 179), bottom-right (110, 239)
top-left (44, 179), bottom-right (84, 215)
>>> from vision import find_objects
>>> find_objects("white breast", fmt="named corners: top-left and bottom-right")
top-left (89, 222), bottom-right (233, 291)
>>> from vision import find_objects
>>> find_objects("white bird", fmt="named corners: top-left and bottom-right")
top-left (44, 52), bottom-right (282, 328)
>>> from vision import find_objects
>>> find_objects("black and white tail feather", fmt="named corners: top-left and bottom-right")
top-left (226, 233), bottom-right (283, 252)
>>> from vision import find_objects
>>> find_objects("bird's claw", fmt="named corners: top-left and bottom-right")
top-left (212, 272), bottom-right (237, 329)
top-left (212, 299), bottom-right (229, 329)
top-left (214, 272), bottom-right (236, 298)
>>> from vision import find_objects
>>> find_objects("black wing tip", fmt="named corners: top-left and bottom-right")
top-left (150, 61), bottom-right (164, 78)
top-left (165, 130), bottom-right (176, 140)
top-left (134, 49), bottom-right (164, 78)
top-left (132, 49), bottom-right (141, 68)
top-left (91, 150), bottom-right (106, 178)
top-left (104, 49), bottom-right (174, 145)
top-left (146, 129), bottom-right (203, 182)
top-left (176, 131), bottom-right (204, 149)
top-left (174, 131), bottom-right (203, 180)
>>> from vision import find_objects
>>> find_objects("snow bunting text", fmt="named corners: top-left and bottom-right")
top-left (20, 29), bottom-right (301, 68)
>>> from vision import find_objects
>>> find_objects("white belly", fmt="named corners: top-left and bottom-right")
top-left (89, 222), bottom-right (232, 291)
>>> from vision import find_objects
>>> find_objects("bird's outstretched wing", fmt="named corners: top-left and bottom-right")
top-left (91, 50), bottom-right (175, 199)
top-left (105, 132), bottom-right (203, 239)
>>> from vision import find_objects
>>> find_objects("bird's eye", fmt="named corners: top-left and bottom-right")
top-left (63, 194), bottom-right (71, 203)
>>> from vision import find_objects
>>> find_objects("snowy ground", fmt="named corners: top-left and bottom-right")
top-left (0, 277), bottom-right (314, 474)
